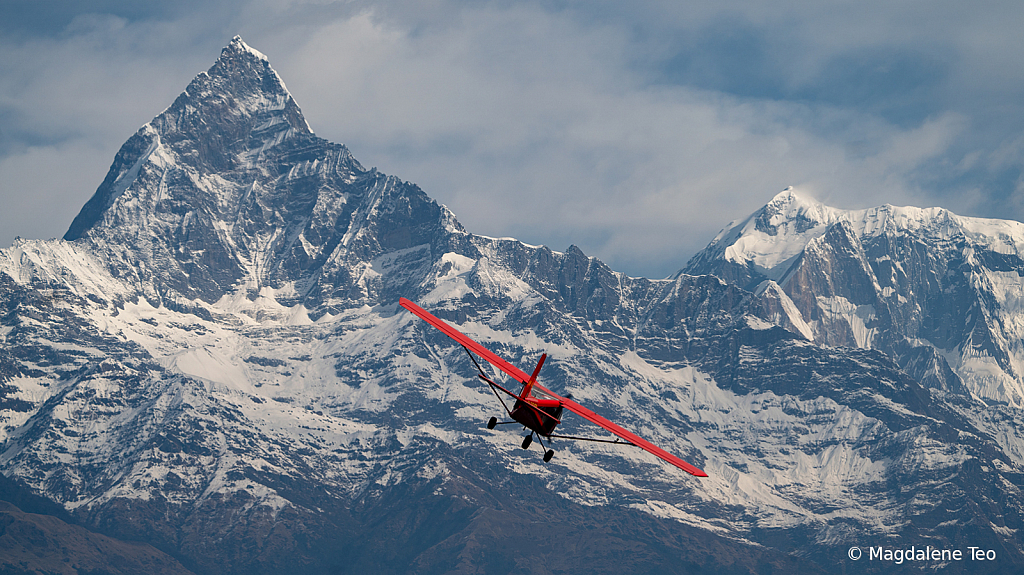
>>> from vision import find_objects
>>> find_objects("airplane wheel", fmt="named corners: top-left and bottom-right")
top-left (487, 417), bottom-right (497, 430)
top-left (543, 450), bottom-right (554, 463)
top-left (521, 435), bottom-right (533, 449)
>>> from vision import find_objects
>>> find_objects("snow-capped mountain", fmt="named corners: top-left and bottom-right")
top-left (2, 39), bottom-right (1024, 574)
top-left (62, 37), bottom-right (457, 316)
top-left (686, 187), bottom-right (1024, 408)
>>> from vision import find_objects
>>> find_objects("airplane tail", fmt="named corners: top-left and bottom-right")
top-left (521, 353), bottom-right (546, 399)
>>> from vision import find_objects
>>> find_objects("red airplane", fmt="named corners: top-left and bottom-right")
top-left (399, 298), bottom-right (708, 477)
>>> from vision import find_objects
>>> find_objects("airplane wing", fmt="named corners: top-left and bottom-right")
top-left (400, 298), bottom-right (533, 384)
top-left (399, 297), bottom-right (708, 477)
top-left (555, 395), bottom-right (708, 477)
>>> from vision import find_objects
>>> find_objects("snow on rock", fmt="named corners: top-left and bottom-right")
top-left (687, 186), bottom-right (1024, 407)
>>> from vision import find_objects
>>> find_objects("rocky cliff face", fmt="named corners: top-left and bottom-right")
top-left (687, 187), bottom-right (1024, 407)
top-left (64, 37), bottom-right (460, 317)
top-left (1, 41), bottom-right (1023, 574)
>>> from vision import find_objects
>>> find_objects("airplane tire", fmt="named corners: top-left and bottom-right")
top-left (487, 417), bottom-right (497, 430)
top-left (522, 435), bottom-right (533, 449)
top-left (543, 450), bottom-right (554, 463)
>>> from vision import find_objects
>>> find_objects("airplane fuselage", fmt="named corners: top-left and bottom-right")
top-left (511, 396), bottom-right (563, 437)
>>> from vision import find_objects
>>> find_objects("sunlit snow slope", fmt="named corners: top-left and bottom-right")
top-left (688, 187), bottom-right (1024, 408)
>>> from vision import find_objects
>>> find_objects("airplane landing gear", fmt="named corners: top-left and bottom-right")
top-left (543, 450), bottom-right (554, 462)
top-left (487, 416), bottom-right (497, 429)
top-left (522, 434), bottom-right (533, 449)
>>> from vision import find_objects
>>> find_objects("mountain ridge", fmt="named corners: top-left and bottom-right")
top-left (686, 186), bottom-right (1024, 407)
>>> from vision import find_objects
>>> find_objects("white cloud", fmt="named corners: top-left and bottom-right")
top-left (0, 141), bottom-right (111, 242)
top-left (0, 15), bottom-right (218, 244)
top-left (0, 0), bottom-right (1020, 277)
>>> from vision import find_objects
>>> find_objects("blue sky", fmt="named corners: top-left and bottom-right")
top-left (2, 0), bottom-right (1023, 278)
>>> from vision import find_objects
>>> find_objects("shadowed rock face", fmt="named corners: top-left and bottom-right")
top-left (3, 40), bottom-right (1024, 575)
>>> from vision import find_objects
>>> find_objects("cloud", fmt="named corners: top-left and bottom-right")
top-left (1, 0), bottom-right (1021, 278)
top-left (255, 2), bottom-right (970, 275)
top-left (0, 141), bottom-right (112, 242)
top-left (0, 13), bottom-right (222, 242)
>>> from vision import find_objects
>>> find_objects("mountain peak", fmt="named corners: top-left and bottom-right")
top-left (689, 188), bottom-right (977, 280)
top-left (179, 35), bottom-right (312, 138)
top-left (766, 185), bottom-right (798, 206)
top-left (65, 37), bottom-right (316, 242)
top-left (680, 188), bottom-right (838, 285)
top-left (61, 39), bottom-right (456, 311)
top-left (223, 35), bottom-right (269, 62)
top-left (757, 187), bottom-right (836, 232)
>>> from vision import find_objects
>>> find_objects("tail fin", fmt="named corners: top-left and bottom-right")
top-left (521, 353), bottom-right (546, 399)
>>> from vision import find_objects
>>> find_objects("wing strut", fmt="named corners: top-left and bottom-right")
top-left (548, 434), bottom-right (639, 446)
top-left (465, 346), bottom-right (518, 419)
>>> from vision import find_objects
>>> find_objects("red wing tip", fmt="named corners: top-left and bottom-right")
top-left (691, 469), bottom-right (709, 477)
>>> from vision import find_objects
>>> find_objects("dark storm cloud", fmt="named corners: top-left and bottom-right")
top-left (1, 0), bottom-right (1022, 277)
